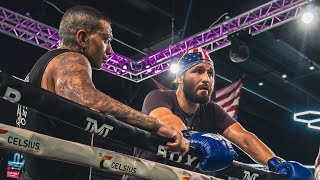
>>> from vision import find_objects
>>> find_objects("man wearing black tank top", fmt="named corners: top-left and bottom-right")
top-left (124, 47), bottom-right (312, 180)
top-left (16, 5), bottom-right (189, 180)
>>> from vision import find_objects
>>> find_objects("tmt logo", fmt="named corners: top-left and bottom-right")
top-left (85, 117), bottom-right (113, 137)
top-left (242, 170), bottom-right (259, 180)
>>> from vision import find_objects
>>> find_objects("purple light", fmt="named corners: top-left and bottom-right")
top-left (0, 0), bottom-right (309, 82)
top-left (2, 10), bottom-right (7, 17)
top-left (274, 16), bottom-right (282, 22)
top-left (108, 59), bottom-right (119, 64)
top-left (253, 25), bottom-right (259, 31)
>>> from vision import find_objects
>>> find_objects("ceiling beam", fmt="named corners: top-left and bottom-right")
top-left (0, 0), bottom-right (311, 82)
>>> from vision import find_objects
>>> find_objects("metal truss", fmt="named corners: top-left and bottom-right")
top-left (293, 111), bottom-right (320, 130)
top-left (0, 0), bottom-right (311, 82)
top-left (0, 7), bottom-right (59, 50)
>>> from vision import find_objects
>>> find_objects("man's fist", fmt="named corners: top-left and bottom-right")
top-left (268, 157), bottom-right (313, 180)
top-left (182, 130), bottom-right (236, 171)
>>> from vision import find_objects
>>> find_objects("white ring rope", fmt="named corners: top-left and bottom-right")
top-left (0, 123), bottom-right (221, 180)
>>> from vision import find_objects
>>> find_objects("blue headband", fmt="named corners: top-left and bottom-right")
top-left (176, 48), bottom-right (214, 75)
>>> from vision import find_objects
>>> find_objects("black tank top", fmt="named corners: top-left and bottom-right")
top-left (17, 49), bottom-right (91, 180)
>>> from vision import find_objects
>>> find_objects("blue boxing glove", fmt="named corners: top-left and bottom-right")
top-left (268, 157), bottom-right (313, 180)
top-left (182, 130), bottom-right (236, 172)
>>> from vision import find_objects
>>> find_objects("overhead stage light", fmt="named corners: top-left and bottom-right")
top-left (282, 74), bottom-right (287, 79)
top-left (229, 31), bottom-right (250, 63)
top-left (309, 66), bottom-right (315, 70)
top-left (170, 63), bottom-right (180, 74)
top-left (301, 12), bottom-right (314, 24)
top-left (309, 61), bottom-right (315, 70)
top-left (300, 6), bottom-right (319, 26)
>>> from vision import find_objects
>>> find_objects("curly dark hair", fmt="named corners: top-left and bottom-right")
top-left (58, 6), bottom-right (110, 46)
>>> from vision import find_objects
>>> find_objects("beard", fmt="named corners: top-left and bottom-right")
top-left (183, 78), bottom-right (212, 104)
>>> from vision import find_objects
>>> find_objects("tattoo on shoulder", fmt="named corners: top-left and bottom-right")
top-left (57, 53), bottom-right (91, 73)
top-left (54, 52), bottom-right (95, 104)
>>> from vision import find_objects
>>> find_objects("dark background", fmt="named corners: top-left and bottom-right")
top-left (1, 0), bottom-right (320, 179)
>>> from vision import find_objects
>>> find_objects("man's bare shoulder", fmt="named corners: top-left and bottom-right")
top-left (46, 51), bottom-right (96, 103)
top-left (47, 51), bottom-right (91, 78)
top-left (53, 51), bottom-right (90, 71)
top-left (148, 89), bottom-right (173, 96)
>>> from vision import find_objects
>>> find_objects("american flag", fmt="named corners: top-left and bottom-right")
top-left (181, 47), bottom-right (212, 63)
top-left (215, 77), bottom-right (244, 119)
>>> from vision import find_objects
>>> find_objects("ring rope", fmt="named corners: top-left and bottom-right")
top-left (0, 123), bottom-right (221, 180)
top-left (0, 70), bottom-right (287, 180)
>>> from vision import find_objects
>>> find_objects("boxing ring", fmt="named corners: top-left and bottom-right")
top-left (0, 123), bottom-right (221, 180)
top-left (0, 70), bottom-right (289, 180)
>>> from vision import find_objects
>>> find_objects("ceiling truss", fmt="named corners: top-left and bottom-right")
top-left (0, 0), bottom-right (312, 82)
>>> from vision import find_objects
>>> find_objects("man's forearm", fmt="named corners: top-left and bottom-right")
top-left (239, 132), bottom-right (276, 165)
top-left (95, 93), bottom-right (164, 132)
top-left (54, 55), bottom-right (163, 132)
top-left (57, 81), bottom-right (163, 132)
top-left (149, 108), bottom-right (188, 131)
top-left (223, 124), bottom-right (276, 166)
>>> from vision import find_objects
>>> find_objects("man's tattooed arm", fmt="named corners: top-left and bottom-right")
top-left (52, 52), bottom-right (163, 132)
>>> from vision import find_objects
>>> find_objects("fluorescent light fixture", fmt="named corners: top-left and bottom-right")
top-left (308, 123), bottom-right (320, 130)
top-left (293, 111), bottom-right (320, 130)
